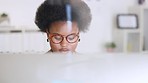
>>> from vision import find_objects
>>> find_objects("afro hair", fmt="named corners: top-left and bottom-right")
top-left (35, 0), bottom-right (92, 32)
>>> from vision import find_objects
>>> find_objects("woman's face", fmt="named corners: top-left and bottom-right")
top-left (47, 21), bottom-right (79, 53)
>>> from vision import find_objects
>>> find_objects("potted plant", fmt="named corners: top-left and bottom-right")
top-left (0, 13), bottom-right (9, 23)
top-left (1, 13), bottom-right (8, 17)
top-left (105, 42), bottom-right (116, 52)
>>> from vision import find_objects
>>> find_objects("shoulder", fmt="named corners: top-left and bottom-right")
top-left (45, 50), bottom-right (53, 54)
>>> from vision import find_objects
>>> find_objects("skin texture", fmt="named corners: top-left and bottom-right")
top-left (47, 21), bottom-right (79, 53)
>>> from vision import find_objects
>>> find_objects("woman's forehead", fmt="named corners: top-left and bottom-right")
top-left (49, 21), bottom-right (79, 34)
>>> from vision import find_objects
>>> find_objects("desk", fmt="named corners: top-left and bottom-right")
top-left (0, 53), bottom-right (148, 83)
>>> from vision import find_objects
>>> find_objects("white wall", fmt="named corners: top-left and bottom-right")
top-left (0, 0), bottom-right (138, 53)
top-left (0, 0), bottom-right (44, 27)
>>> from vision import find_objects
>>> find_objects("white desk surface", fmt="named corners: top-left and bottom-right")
top-left (0, 53), bottom-right (148, 83)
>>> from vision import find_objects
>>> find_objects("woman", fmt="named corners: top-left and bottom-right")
top-left (35, 0), bottom-right (91, 53)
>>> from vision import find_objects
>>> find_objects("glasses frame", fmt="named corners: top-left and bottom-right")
top-left (48, 32), bottom-right (79, 44)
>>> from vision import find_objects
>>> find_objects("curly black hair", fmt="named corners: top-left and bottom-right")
top-left (35, 0), bottom-right (92, 32)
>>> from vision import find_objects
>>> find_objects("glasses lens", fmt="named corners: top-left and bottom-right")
top-left (51, 35), bottom-right (63, 44)
top-left (67, 34), bottom-right (79, 43)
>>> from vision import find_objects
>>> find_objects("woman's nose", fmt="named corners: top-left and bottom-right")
top-left (60, 38), bottom-right (68, 47)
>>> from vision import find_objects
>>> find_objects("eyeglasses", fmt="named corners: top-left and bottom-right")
top-left (48, 33), bottom-right (79, 44)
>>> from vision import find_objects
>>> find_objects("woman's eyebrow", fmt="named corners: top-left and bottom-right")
top-left (50, 32), bottom-right (78, 35)
top-left (50, 33), bottom-right (59, 34)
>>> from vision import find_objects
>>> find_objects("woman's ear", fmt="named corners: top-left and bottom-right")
top-left (46, 33), bottom-right (49, 37)
top-left (46, 29), bottom-right (50, 37)
top-left (46, 30), bottom-right (50, 42)
top-left (46, 28), bottom-right (49, 33)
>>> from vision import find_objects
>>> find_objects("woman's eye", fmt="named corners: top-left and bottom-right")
top-left (54, 36), bottom-right (62, 40)
top-left (68, 35), bottom-right (75, 40)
